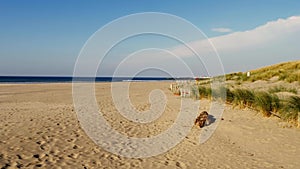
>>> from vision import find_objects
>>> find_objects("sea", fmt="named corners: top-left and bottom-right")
top-left (0, 76), bottom-right (196, 83)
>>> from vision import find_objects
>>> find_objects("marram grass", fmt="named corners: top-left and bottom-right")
top-left (280, 96), bottom-right (300, 123)
top-left (172, 84), bottom-right (299, 126)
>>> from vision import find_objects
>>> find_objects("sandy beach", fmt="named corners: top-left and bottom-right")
top-left (0, 82), bottom-right (300, 169)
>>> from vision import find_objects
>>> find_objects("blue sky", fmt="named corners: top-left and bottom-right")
top-left (1, 0), bottom-right (300, 76)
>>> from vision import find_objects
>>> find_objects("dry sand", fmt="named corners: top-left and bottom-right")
top-left (0, 82), bottom-right (299, 169)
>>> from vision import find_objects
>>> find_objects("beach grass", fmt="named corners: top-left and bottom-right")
top-left (253, 91), bottom-right (280, 117)
top-left (232, 88), bottom-right (255, 108)
top-left (171, 60), bottom-right (300, 126)
top-left (226, 60), bottom-right (300, 83)
top-left (268, 85), bottom-right (297, 94)
top-left (173, 84), bottom-right (298, 126)
top-left (280, 96), bottom-right (300, 123)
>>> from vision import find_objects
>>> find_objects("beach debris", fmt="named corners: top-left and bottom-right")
top-left (194, 111), bottom-right (209, 128)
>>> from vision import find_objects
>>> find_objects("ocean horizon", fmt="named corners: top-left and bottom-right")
top-left (0, 76), bottom-right (201, 83)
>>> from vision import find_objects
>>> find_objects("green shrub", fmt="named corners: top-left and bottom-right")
top-left (225, 87), bottom-right (234, 103)
top-left (280, 96), bottom-right (300, 121)
top-left (241, 73), bottom-right (248, 81)
top-left (240, 61), bottom-right (300, 82)
top-left (211, 86), bottom-right (225, 100)
top-left (185, 73), bottom-right (300, 126)
top-left (206, 87), bottom-right (212, 99)
top-left (279, 72), bottom-right (288, 81)
top-left (190, 86), bottom-right (199, 100)
top-left (232, 88), bottom-right (255, 108)
top-left (286, 73), bottom-right (300, 83)
top-left (254, 92), bottom-right (273, 117)
top-left (198, 86), bottom-right (207, 99)
top-left (253, 92), bottom-right (280, 117)
top-left (268, 86), bottom-right (297, 94)
top-left (270, 94), bottom-right (281, 113)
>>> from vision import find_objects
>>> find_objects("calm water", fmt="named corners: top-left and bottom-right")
top-left (0, 76), bottom-right (195, 83)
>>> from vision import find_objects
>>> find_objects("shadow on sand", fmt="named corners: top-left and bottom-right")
top-left (206, 114), bottom-right (216, 127)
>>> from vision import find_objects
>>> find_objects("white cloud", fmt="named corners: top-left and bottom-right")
top-left (100, 16), bottom-right (300, 76)
top-left (211, 27), bottom-right (233, 33)
top-left (211, 16), bottom-right (300, 52)
top-left (166, 16), bottom-right (300, 74)
top-left (170, 16), bottom-right (300, 57)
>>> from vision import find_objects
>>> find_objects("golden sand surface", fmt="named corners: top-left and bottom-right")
top-left (0, 82), bottom-right (299, 168)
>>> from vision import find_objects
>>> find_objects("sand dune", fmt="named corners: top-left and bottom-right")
top-left (0, 82), bottom-right (299, 168)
